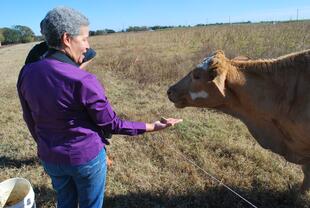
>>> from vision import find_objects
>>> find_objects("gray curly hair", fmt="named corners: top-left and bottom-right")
top-left (40, 7), bottom-right (89, 49)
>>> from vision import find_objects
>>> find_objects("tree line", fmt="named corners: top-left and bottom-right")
top-left (0, 25), bottom-right (36, 45)
top-left (0, 25), bottom-right (183, 44)
top-left (1, 19), bottom-right (308, 45)
top-left (89, 25), bottom-right (184, 34)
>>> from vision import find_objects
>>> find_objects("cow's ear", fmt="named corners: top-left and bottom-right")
top-left (212, 50), bottom-right (225, 58)
top-left (211, 71), bottom-right (227, 97)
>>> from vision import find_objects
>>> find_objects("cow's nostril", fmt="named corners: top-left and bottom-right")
top-left (167, 88), bottom-right (173, 96)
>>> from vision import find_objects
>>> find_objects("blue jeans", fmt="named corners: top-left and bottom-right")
top-left (41, 148), bottom-right (107, 208)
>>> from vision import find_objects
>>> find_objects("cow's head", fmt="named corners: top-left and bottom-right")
top-left (167, 50), bottom-right (230, 108)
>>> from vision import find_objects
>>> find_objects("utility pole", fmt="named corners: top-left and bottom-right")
top-left (297, 8), bottom-right (299, 21)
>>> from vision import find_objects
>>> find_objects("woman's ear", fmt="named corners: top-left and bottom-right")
top-left (62, 32), bottom-right (71, 47)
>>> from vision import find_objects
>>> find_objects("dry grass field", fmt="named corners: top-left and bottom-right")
top-left (1, 21), bottom-right (310, 207)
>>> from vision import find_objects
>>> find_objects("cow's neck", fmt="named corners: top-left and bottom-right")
top-left (220, 60), bottom-right (281, 119)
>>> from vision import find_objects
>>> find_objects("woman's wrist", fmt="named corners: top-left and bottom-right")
top-left (145, 123), bottom-right (155, 132)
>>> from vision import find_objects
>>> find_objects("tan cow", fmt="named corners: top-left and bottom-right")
top-left (167, 49), bottom-right (310, 191)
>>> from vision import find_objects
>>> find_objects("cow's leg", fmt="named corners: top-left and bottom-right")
top-left (301, 164), bottom-right (310, 192)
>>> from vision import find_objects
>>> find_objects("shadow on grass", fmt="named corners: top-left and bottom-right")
top-left (3, 176), bottom-right (308, 208)
top-left (104, 185), bottom-right (310, 208)
top-left (29, 184), bottom-right (310, 208)
top-left (33, 185), bottom-right (56, 208)
top-left (0, 156), bottom-right (39, 169)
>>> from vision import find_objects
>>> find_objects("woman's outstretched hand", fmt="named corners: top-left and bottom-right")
top-left (146, 117), bottom-right (183, 132)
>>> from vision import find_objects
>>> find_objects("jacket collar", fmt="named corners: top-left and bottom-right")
top-left (46, 49), bottom-right (79, 67)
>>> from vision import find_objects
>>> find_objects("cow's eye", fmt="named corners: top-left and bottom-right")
top-left (193, 74), bottom-right (200, 80)
top-left (208, 68), bottom-right (217, 80)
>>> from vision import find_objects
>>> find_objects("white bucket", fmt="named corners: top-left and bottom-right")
top-left (0, 178), bottom-right (35, 208)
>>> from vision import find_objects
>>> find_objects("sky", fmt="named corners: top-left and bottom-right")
top-left (1, 0), bottom-right (310, 35)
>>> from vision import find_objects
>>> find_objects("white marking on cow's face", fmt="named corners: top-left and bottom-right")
top-left (189, 91), bottom-right (208, 100)
top-left (197, 56), bottom-right (212, 70)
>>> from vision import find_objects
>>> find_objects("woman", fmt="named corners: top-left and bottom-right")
top-left (17, 7), bottom-right (182, 208)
